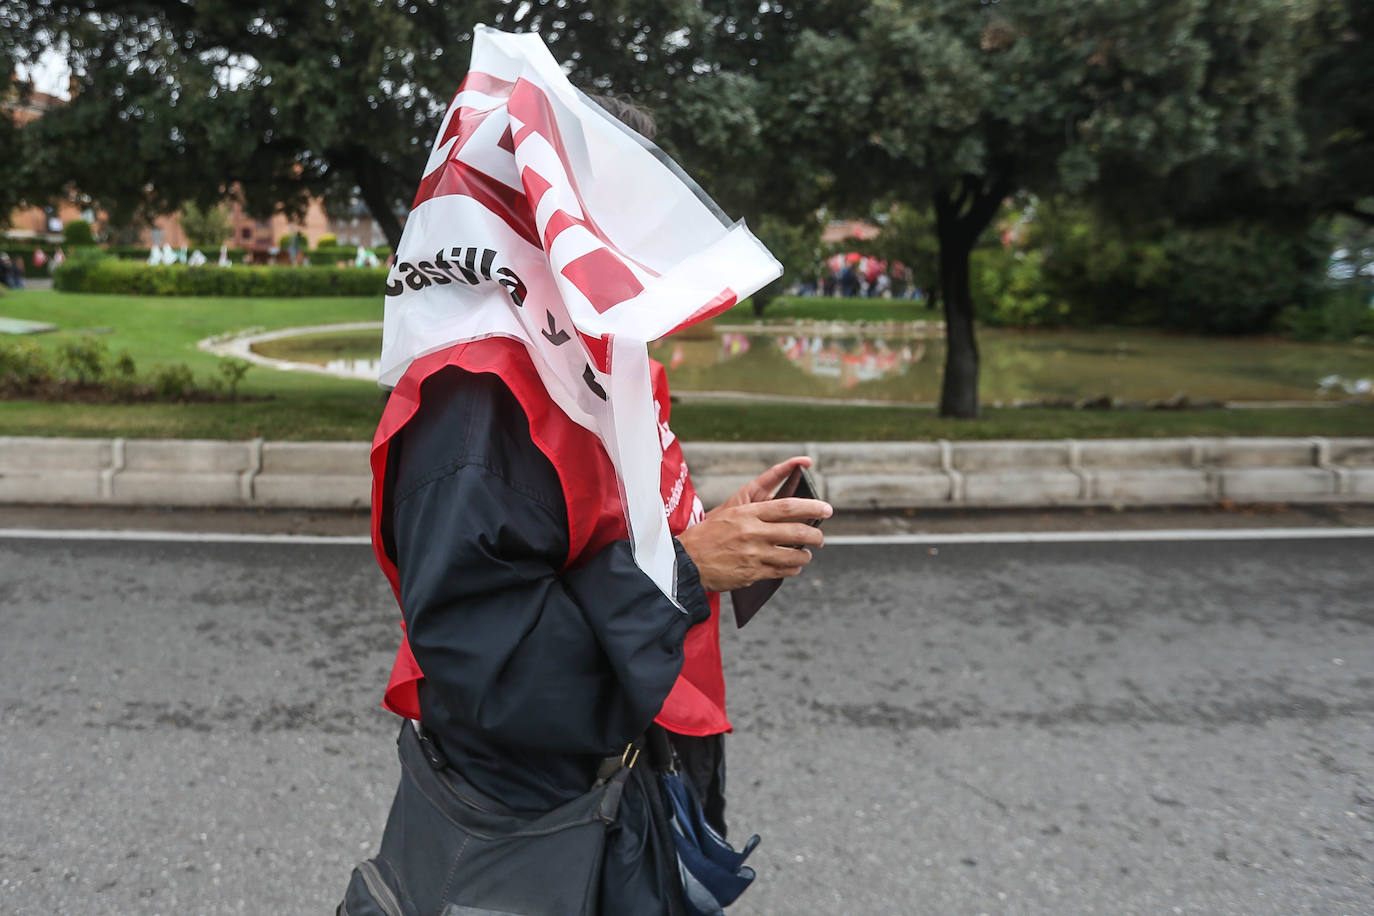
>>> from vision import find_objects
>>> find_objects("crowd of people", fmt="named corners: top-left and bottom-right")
top-left (0, 252), bottom-right (24, 289)
top-left (795, 253), bottom-right (927, 300)
top-left (0, 247), bottom-right (64, 289)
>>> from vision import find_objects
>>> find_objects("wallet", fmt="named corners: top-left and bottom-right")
top-left (729, 465), bottom-right (823, 628)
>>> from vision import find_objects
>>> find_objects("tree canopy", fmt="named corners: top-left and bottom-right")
top-left (761, 0), bottom-right (1343, 415)
top-left (4, 0), bottom-right (1367, 417)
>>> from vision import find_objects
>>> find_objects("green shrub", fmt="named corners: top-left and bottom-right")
top-left (64, 219), bottom-right (95, 246)
top-left (56, 336), bottom-right (109, 385)
top-left (972, 248), bottom-right (1070, 327)
top-left (310, 245), bottom-right (363, 266)
top-left (1153, 225), bottom-right (1327, 334)
top-left (317, 233), bottom-right (338, 247)
top-left (53, 259), bottom-right (387, 296)
top-left (150, 363), bottom-right (196, 400)
top-left (216, 358), bottom-right (252, 401)
top-left (0, 339), bottom-right (52, 392)
top-left (1032, 201), bottom-right (1328, 334)
top-left (279, 231), bottom-right (308, 251)
top-left (1279, 284), bottom-right (1374, 341)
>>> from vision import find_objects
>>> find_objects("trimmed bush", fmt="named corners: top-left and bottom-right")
top-left (279, 231), bottom-right (308, 251)
top-left (64, 219), bottom-right (95, 246)
top-left (310, 244), bottom-right (366, 266)
top-left (53, 258), bottom-right (387, 297)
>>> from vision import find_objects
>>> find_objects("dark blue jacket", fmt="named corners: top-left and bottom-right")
top-left (379, 365), bottom-right (726, 914)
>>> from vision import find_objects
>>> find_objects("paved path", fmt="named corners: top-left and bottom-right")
top-left (1, 534), bottom-right (1370, 914)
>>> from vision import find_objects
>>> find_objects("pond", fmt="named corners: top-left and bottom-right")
top-left (250, 326), bottom-right (1374, 404)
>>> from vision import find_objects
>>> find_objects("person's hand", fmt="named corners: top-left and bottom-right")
top-left (677, 456), bottom-right (832, 591)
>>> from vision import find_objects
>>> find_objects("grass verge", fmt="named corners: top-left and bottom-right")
top-left (0, 397), bottom-right (1368, 442)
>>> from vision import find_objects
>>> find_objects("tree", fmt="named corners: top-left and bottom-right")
top-left (179, 202), bottom-right (231, 250)
top-left (750, 214), bottom-right (822, 314)
top-left (1, 1), bottom-right (753, 250)
top-left (763, 0), bottom-right (1336, 416)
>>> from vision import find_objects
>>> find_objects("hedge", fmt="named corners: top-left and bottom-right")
top-left (108, 245), bottom-right (250, 262)
top-left (311, 245), bottom-right (370, 266)
top-left (53, 258), bottom-right (388, 297)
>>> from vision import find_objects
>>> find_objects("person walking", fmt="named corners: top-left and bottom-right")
top-left (339, 27), bottom-right (828, 916)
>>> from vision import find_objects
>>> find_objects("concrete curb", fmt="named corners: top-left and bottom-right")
top-left (2, 436), bottom-right (1372, 512)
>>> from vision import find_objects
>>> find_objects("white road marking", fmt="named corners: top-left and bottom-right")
top-left (0, 528), bottom-right (373, 545)
top-left (825, 527), bottom-right (1374, 546)
top-left (1, 527), bottom-right (1372, 546)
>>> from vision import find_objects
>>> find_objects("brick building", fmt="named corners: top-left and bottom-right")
top-left (4, 76), bottom-right (394, 255)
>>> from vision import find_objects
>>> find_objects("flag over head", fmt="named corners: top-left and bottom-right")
top-left (379, 26), bottom-right (781, 599)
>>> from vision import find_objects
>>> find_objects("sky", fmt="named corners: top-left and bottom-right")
top-left (16, 49), bottom-right (72, 100)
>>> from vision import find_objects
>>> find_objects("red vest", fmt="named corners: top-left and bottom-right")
top-left (370, 336), bottom-right (730, 737)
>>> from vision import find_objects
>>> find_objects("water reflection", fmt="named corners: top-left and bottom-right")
top-left (322, 358), bottom-right (382, 380)
top-left (650, 331), bottom-right (932, 402)
top-left (261, 327), bottom-right (1370, 404)
top-left (772, 334), bottom-right (926, 387)
top-left (649, 330), bottom-right (1374, 404)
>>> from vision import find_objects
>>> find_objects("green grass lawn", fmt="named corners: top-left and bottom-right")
top-left (1, 289), bottom-right (1369, 441)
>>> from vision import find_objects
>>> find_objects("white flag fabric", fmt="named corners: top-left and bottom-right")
top-left (379, 26), bottom-right (780, 598)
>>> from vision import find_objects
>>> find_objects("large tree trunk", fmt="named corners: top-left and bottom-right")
top-left (937, 232), bottom-right (979, 418)
top-left (933, 178), bottom-right (1012, 419)
top-left (351, 153), bottom-right (407, 251)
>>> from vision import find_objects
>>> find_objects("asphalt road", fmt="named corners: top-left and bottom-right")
top-left (1, 532), bottom-right (1371, 915)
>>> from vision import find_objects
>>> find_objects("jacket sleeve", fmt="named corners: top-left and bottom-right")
top-left (389, 376), bottom-right (710, 757)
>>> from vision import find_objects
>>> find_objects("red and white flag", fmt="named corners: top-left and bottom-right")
top-left (380, 26), bottom-right (781, 598)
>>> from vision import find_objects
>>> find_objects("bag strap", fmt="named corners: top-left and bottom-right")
top-left (643, 724), bottom-right (677, 773)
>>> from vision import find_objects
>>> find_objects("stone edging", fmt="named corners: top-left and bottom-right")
top-left (197, 322), bottom-right (383, 379)
top-left (1, 436), bottom-right (1371, 512)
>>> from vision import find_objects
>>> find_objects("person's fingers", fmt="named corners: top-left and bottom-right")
top-left (761, 545), bottom-right (812, 569)
top-left (753, 523), bottom-right (824, 550)
top-left (754, 497), bottom-right (832, 523)
top-left (748, 456), bottom-right (812, 499)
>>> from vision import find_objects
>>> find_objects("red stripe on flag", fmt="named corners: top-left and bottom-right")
top-left (579, 331), bottom-right (612, 373)
top-left (662, 288), bottom-right (738, 339)
top-left (520, 166), bottom-right (553, 210)
top-left (458, 72), bottom-right (517, 97)
top-left (543, 209), bottom-right (580, 252)
top-left (412, 159), bottom-right (540, 250)
top-left (440, 106), bottom-right (499, 154)
top-left (506, 79), bottom-right (661, 279)
top-left (561, 247), bottom-right (644, 314)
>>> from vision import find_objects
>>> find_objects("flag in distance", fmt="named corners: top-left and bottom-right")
top-left (379, 25), bottom-right (782, 598)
